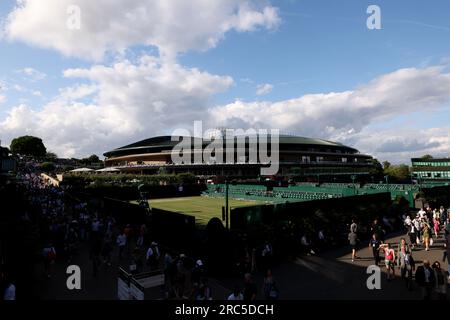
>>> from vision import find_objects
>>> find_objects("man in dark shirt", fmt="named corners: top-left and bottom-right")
top-left (368, 233), bottom-right (381, 265)
top-left (415, 260), bottom-right (435, 300)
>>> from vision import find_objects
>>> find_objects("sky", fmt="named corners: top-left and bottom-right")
top-left (0, 0), bottom-right (450, 163)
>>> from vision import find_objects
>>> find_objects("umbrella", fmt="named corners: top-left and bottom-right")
top-left (96, 167), bottom-right (120, 172)
top-left (70, 167), bottom-right (95, 172)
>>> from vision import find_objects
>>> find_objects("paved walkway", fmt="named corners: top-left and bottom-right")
top-left (32, 242), bottom-right (230, 300)
top-left (32, 231), bottom-right (449, 300)
top-left (261, 231), bottom-right (449, 300)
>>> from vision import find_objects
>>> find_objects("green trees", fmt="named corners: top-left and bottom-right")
top-left (40, 162), bottom-right (56, 172)
top-left (45, 152), bottom-right (58, 161)
top-left (384, 163), bottom-right (411, 181)
top-left (10, 135), bottom-right (46, 157)
top-left (78, 154), bottom-right (102, 165)
top-left (368, 158), bottom-right (383, 176)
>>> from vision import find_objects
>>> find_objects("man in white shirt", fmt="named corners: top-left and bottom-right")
top-left (418, 208), bottom-right (426, 219)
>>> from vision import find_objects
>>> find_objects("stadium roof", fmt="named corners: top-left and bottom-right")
top-left (104, 134), bottom-right (358, 158)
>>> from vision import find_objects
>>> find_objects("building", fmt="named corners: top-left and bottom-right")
top-left (0, 146), bottom-right (17, 173)
top-left (104, 135), bottom-right (376, 181)
top-left (411, 158), bottom-right (450, 182)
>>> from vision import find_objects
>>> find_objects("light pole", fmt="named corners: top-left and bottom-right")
top-left (225, 179), bottom-right (229, 230)
top-left (351, 175), bottom-right (356, 195)
top-left (384, 175), bottom-right (390, 198)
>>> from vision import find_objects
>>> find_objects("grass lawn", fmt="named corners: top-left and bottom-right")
top-left (144, 196), bottom-right (263, 226)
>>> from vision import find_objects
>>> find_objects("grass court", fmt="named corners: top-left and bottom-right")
top-left (145, 196), bottom-right (263, 225)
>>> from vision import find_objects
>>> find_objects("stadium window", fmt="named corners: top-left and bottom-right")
top-left (341, 158), bottom-right (347, 163)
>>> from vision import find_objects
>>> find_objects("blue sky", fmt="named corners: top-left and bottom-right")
top-left (0, 0), bottom-right (449, 162)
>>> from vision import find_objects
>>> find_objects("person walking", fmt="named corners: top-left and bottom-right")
top-left (348, 230), bottom-right (359, 262)
top-left (116, 232), bottom-right (127, 260)
top-left (408, 220), bottom-right (418, 250)
top-left (422, 221), bottom-right (432, 251)
top-left (42, 243), bottom-right (56, 278)
top-left (413, 216), bottom-right (422, 246)
top-left (442, 240), bottom-right (450, 280)
top-left (397, 238), bottom-right (415, 290)
top-left (368, 233), bottom-right (381, 265)
top-left (415, 260), bottom-right (435, 300)
top-left (432, 261), bottom-right (447, 300)
top-left (433, 217), bottom-right (440, 239)
top-left (263, 269), bottom-right (279, 300)
top-left (380, 243), bottom-right (395, 281)
top-left (350, 219), bottom-right (358, 234)
top-left (243, 273), bottom-right (257, 301)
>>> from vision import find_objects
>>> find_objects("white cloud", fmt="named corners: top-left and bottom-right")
top-left (210, 67), bottom-right (450, 139)
top-left (0, 56), bottom-right (233, 157)
top-left (4, 0), bottom-right (280, 60)
top-left (16, 67), bottom-right (47, 81)
top-left (351, 126), bottom-right (450, 163)
top-left (0, 82), bottom-right (6, 103)
top-left (13, 84), bottom-right (25, 92)
top-left (1, 52), bottom-right (450, 162)
top-left (256, 83), bottom-right (273, 95)
top-left (207, 66), bottom-right (450, 162)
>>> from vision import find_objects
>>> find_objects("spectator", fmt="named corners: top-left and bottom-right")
top-left (243, 273), bottom-right (257, 301)
top-left (1, 273), bottom-right (16, 300)
top-left (368, 233), bottom-right (381, 265)
top-left (415, 260), bottom-right (435, 300)
top-left (348, 230), bottom-right (358, 262)
top-left (191, 259), bottom-right (205, 286)
top-left (442, 241), bottom-right (450, 280)
top-left (380, 243), bottom-right (395, 281)
top-left (42, 243), bottom-right (56, 278)
top-left (397, 238), bottom-right (414, 290)
top-left (116, 232), bottom-right (127, 260)
top-left (432, 261), bottom-right (447, 300)
top-left (422, 221), bottom-right (431, 251)
top-left (228, 286), bottom-right (244, 300)
top-left (263, 269), bottom-right (279, 300)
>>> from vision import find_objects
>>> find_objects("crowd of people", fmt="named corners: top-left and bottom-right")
top-left (2, 157), bottom-right (449, 301)
top-left (349, 205), bottom-right (450, 300)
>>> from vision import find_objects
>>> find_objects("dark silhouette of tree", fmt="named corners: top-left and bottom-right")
top-left (10, 135), bottom-right (46, 157)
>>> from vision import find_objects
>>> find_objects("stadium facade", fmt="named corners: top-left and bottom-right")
top-left (104, 135), bottom-right (376, 181)
top-left (411, 158), bottom-right (450, 182)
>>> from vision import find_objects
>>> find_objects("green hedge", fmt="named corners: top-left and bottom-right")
top-left (62, 172), bottom-right (196, 187)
